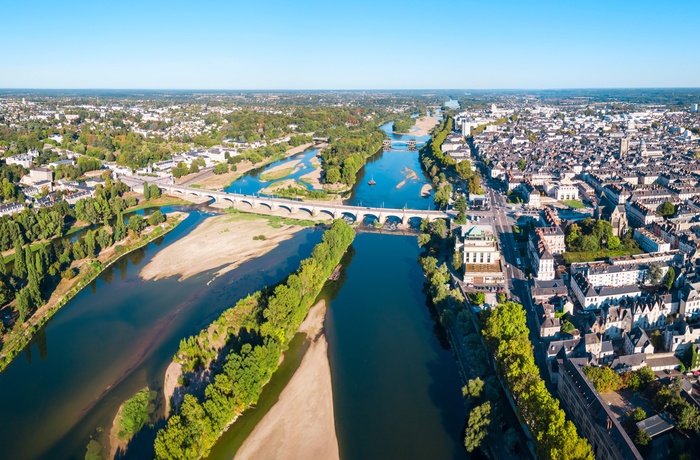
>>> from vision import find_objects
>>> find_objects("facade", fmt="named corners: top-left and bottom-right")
top-left (557, 358), bottom-right (643, 460)
top-left (456, 224), bottom-right (504, 285)
top-left (633, 228), bottom-right (671, 253)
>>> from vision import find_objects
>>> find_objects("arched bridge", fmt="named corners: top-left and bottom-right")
top-left (383, 139), bottom-right (423, 150)
top-left (160, 185), bottom-right (448, 224)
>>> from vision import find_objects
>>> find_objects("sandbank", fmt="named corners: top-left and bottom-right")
top-left (139, 214), bottom-right (304, 282)
top-left (299, 167), bottom-right (323, 190)
top-left (235, 300), bottom-right (339, 460)
top-left (411, 116), bottom-right (440, 137)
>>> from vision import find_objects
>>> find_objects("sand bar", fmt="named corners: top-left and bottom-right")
top-left (139, 214), bottom-right (303, 281)
top-left (235, 300), bottom-right (339, 460)
top-left (411, 116), bottom-right (440, 137)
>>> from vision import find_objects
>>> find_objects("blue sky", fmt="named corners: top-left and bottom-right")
top-left (2, 0), bottom-right (698, 89)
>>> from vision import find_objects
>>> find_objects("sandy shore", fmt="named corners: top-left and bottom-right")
top-left (411, 116), bottom-right (440, 137)
top-left (421, 183), bottom-right (433, 197)
top-left (139, 214), bottom-right (304, 282)
top-left (260, 159), bottom-right (301, 181)
top-left (299, 167), bottom-right (323, 190)
top-left (235, 300), bottom-right (339, 460)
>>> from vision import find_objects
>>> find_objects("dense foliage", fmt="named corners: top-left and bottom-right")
top-left (153, 220), bottom-right (355, 460)
top-left (481, 301), bottom-right (594, 460)
top-left (321, 128), bottom-right (384, 186)
top-left (118, 388), bottom-right (155, 440)
top-left (392, 115), bottom-right (415, 133)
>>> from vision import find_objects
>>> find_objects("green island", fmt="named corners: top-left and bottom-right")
top-left (115, 387), bottom-right (157, 441)
top-left (153, 220), bottom-right (355, 460)
top-left (392, 115), bottom-right (416, 133)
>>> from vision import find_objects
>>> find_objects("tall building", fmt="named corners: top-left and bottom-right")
top-left (461, 119), bottom-right (471, 137)
top-left (619, 137), bottom-right (630, 157)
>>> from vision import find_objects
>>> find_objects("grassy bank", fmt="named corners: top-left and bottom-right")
top-left (0, 214), bottom-right (184, 373)
top-left (223, 208), bottom-right (321, 227)
top-left (563, 246), bottom-right (644, 264)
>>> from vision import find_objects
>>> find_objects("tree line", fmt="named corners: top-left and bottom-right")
top-left (0, 180), bottom-right (166, 337)
top-left (153, 220), bottom-right (355, 460)
top-left (481, 301), bottom-right (594, 460)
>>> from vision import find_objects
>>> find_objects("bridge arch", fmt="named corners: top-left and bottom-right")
top-left (318, 209), bottom-right (336, 220)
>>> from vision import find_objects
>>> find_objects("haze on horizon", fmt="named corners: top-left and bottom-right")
top-left (2, 0), bottom-right (699, 90)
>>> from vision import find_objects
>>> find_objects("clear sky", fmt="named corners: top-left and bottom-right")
top-left (2, 0), bottom-right (699, 89)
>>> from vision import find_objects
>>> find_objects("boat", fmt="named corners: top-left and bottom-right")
top-left (329, 264), bottom-right (342, 281)
top-left (368, 175), bottom-right (376, 186)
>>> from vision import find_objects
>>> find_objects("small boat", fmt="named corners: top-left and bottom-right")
top-left (368, 175), bottom-right (376, 186)
top-left (329, 264), bottom-right (342, 281)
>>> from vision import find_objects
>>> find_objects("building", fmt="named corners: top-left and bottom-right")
top-left (620, 137), bottom-right (630, 157)
top-left (21, 167), bottom-right (54, 187)
top-left (0, 202), bottom-right (25, 217)
top-left (633, 228), bottom-right (671, 254)
top-left (557, 358), bottom-right (643, 460)
top-left (455, 224), bottom-right (504, 285)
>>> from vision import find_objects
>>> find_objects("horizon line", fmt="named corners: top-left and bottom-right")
top-left (1, 86), bottom-right (700, 92)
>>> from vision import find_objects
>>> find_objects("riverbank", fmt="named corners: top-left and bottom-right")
top-left (0, 213), bottom-right (185, 374)
top-left (234, 300), bottom-right (338, 460)
top-left (139, 213), bottom-right (306, 282)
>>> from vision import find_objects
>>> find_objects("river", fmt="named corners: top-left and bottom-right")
top-left (224, 122), bottom-right (435, 211)
top-left (0, 121), bottom-right (466, 459)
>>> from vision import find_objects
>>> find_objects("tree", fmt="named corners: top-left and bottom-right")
top-left (143, 181), bottom-right (150, 201)
top-left (114, 212), bottom-right (126, 242)
top-left (517, 159), bottom-right (527, 171)
top-left (148, 210), bottom-right (166, 226)
top-left (451, 250), bottom-right (463, 271)
top-left (632, 407), bottom-right (647, 422)
top-left (213, 163), bottom-right (229, 175)
top-left (583, 366), bottom-right (621, 393)
top-left (468, 292), bottom-right (485, 305)
top-left (663, 267), bottom-right (675, 290)
top-left (149, 184), bottom-right (162, 199)
top-left (579, 234), bottom-right (599, 252)
top-left (417, 233), bottom-right (431, 248)
top-left (464, 401), bottom-right (491, 453)
top-left (634, 429), bottom-right (651, 447)
top-left (463, 377), bottom-right (485, 400)
top-left (647, 264), bottom-right (663, 285)
top-left (684, 344), bottom-right (699, 370)
top-left (13, 239), bottom-right (27, 279)
top-left (128, 215), bottom-right (147, 234)
top-left (497, 291), bottom-right (507, 304)
top-left (561, 319), bottom-right (575, 334)
top-left (607, 235), bottom-right (620, 250)
top-left (658, 201), bottom-right (675, 217)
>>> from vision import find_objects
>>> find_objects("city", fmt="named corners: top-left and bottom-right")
top-left (1, 1), bottom-right (700, 460)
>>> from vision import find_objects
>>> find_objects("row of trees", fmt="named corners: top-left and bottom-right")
top-left (153, 220), bottom-right (355, 460)
top-left (482, 302), bottom-right (594, 459)
top-left (419, 116), bottom-right (455, 179)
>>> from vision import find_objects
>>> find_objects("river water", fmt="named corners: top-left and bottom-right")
top-left (0, 121), bottom-right (466, 459)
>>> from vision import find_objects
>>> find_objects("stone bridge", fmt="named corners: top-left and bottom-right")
top-left (160, 185), bottom-right (448, 224)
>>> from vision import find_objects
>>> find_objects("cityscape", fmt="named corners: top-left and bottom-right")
top-left (1, 2), bottom-right (700, 460)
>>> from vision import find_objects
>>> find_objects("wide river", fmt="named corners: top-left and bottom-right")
top-left (0, 121), bottom-right (467, 459)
